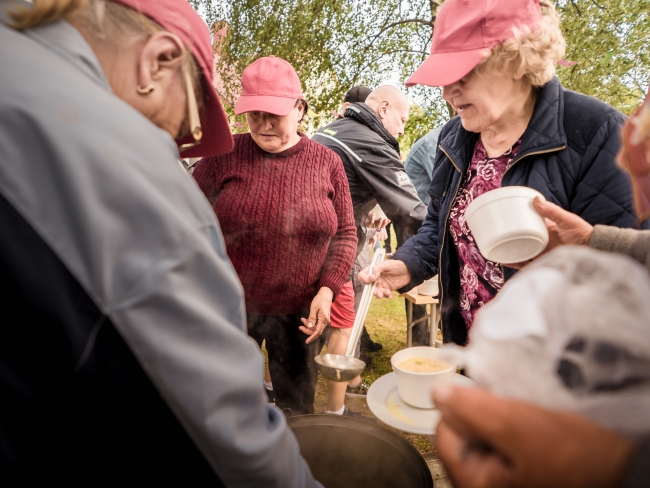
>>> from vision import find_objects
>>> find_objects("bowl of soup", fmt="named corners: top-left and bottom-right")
top-left (391, 347), bottom-right (456, 409)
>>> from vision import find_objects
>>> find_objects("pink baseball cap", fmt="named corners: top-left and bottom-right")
top-left (111, 0), bottom-right (233, 157)
top-left (406, 0), bottom-right (543, 87)
top-left (235, 56), bottom-right (304, 116)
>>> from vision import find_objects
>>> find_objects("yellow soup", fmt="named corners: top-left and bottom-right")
top-left (398, 357), bottom-right (450, 373)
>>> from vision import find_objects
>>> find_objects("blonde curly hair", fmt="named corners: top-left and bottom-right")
top-left (475, 0), bottom-right (566, 87)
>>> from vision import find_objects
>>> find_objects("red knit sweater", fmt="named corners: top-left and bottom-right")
top-left (193, 133), bottom-right (357, 315)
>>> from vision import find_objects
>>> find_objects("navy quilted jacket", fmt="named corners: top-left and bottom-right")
top-left (393, 77), bottom-right (641, 346)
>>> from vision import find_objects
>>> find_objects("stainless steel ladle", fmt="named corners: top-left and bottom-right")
top-left (314, 248), bottom-right (386, 382)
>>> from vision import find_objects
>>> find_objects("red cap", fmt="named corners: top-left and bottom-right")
top-left (235, 56), bottom-right (304, 116)
top-left (110, 0), bottom-right (233, 157)
top-left (406, 0), bottom-right (542, 87)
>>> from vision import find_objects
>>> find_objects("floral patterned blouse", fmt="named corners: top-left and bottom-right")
top-left (449, 138), bottom-right (521, 328)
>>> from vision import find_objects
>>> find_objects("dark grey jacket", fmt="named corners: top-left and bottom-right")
top-left (394, 77), bottom-right (641, 346)
top-left (313, 103), bottom-right (427, 256)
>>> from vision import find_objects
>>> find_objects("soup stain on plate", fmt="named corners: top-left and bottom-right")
top-left (386, 391), bottom-right (418, 425)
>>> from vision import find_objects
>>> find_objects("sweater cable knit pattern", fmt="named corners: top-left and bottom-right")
top-left (193, 133), bottom-right (357, 315)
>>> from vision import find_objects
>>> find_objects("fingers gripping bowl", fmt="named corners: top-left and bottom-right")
top-left (391, 347), bottom-right (456, 409)
top-left (464, 187), bottom-right (549, 264)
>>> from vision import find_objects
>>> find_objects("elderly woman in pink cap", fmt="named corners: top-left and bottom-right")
top-left (193, 56), bottom-right (357, 416)
top-left (361, 0), bottom-right (642, 346)
top-left (428, 93), bottom-right (650, 488)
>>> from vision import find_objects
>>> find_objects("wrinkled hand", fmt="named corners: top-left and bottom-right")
top-left (506, 198), bottom-right (594, 270)
top-left (432, 385), bottom-right (633, 488)
top-left (358, 259), bottom-right (411, 298)
top-left (299, 287), bottom-right (333, 344)
top-left (534, 197), bottom-right (594, 250)
top-left (364, 212), bottom-right (391, 229)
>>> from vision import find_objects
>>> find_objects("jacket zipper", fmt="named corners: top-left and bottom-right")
top-left (498, 145), bottom-right (566, 277)
top-left (436, 146), bottom-right (463, 337)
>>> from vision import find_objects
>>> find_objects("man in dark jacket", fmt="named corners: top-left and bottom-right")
top-left (314, 85), bottom-right (427, 258)
top-left (314, 86), bottom-right (430, 387)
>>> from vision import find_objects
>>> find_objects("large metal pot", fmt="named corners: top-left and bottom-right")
top-left (287, 414), bottom-right (433, 488)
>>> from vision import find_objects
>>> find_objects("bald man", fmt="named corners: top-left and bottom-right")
top-left (313, 86), bottom-right (429, 400)
top-left (314, 85), bottom-right (426, 258)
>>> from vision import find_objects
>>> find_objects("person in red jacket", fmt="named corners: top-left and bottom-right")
top-left (193, 56), bottom-right (357, 415)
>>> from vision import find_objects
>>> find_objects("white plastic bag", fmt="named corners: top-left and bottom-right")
top-left (442, 246), bottom-right (650, 439)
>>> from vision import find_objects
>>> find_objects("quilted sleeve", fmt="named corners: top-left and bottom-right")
top-left (392, 196), bottom-right (441, 291)
top-left (570, 118), bottom-right (639, 229)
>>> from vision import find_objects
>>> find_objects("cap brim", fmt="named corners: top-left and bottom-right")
top-left (235, 95), bottom-right (297, 116)
top-left (177, 82), bottom-right (234, 158)
top-left (406, 48), bottom-right (488, 87)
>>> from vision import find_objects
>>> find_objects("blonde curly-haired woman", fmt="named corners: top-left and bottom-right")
top-left (361, 0), bottom-right (642, 346)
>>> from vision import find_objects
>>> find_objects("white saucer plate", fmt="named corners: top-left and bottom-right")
top-left (367, 372), bottom-right (474, 435)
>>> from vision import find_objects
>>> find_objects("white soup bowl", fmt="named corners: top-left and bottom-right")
top-left (391, 347), bottom-right (455, 409)
top-left (416, 276), bottom-right (439, 296)
top-left (464, 186), bottom-right (548, 264)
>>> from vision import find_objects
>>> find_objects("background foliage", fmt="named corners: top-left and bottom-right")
top-left (557, 0), bottom-right (649, 115)
top-left (191, 0), bottom-right (649, 153)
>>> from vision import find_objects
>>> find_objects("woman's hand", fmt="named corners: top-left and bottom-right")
top-left (358, 259), bottom-right (412, 298)
top-left (300, 287), bottom-right (333, 344)
top-left (506, 198), bottom-right (594, 269)
top-left (432, 385), bottom-right (633, 488)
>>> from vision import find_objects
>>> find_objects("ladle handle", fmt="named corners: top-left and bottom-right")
top-left (345, 248), bottom-right (386, 357)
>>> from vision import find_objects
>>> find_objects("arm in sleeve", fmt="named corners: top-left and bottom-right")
top-left (589, 225), bottom-right (650, 272)
top-left (110, 227), bottom-right (321, 488)
top-left (318, 156), bottom-right (357, 296)
top-left (353, 146), bottom-right (427, 235)
top-left (570, 118), bottom-right (639, 229)
top-left (404, 129), bottom-right (441, 205)
top-left (392, 197), bottom-right (441, 291)
top-left (404, 141), bottom-right (431, 204)
top-left (192, 157), bottom-right (219, 206)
